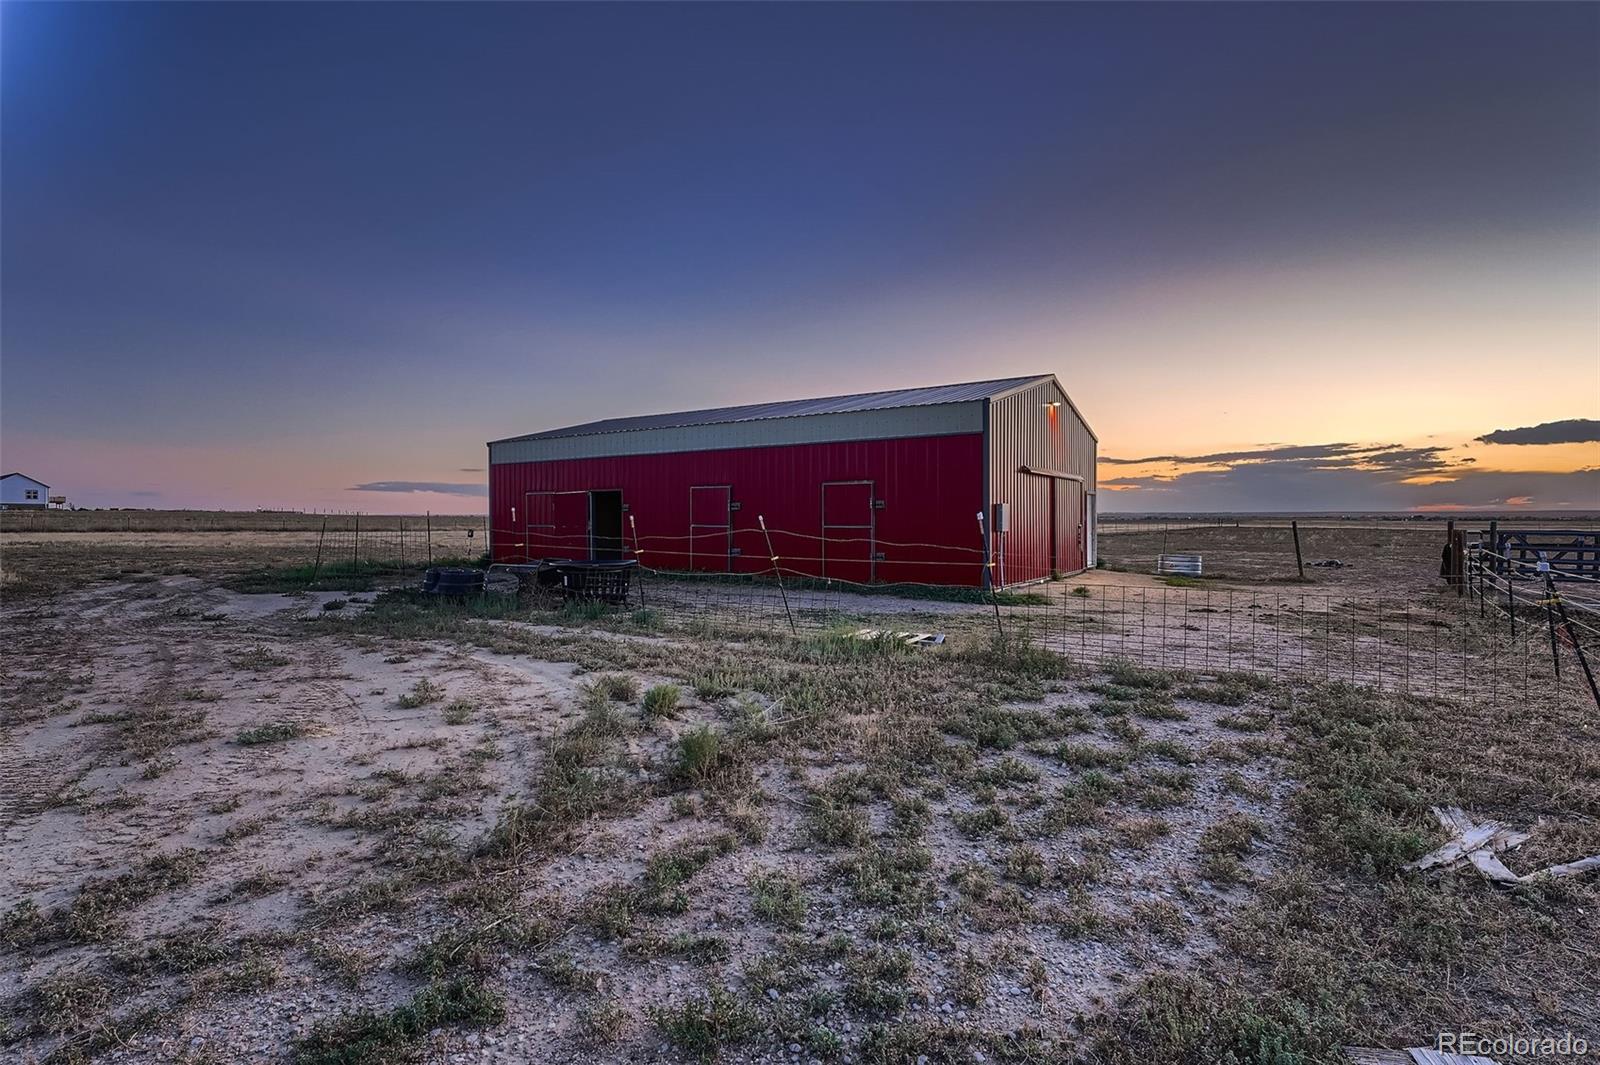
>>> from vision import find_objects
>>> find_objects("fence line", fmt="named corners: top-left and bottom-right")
top-left (265, 516), bottom-right (1596, 715)
top-left (570, 568), bottom-right (1591, 716)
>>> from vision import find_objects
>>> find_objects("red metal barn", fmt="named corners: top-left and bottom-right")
top-left (487, 375), bottom-right (1096, 588)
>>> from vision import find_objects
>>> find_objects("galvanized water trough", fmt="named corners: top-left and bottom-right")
top-left (1156, 553), bottom-right (1203, 576)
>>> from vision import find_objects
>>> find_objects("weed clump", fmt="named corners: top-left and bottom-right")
top-left (232, 646), bottom-right (290, 672)
top-left (592, 674), bottom-right (640, 702)
top-left (642, 683), bottom-right (682, 719)
top-left (238, 720), bottom-right (305, 745)
top-left (749, 870), bottom-right (808, 928)
top-left (397, 679), bottom-right (445, 708)
top-left (674, 724), bottom-right (724, 786)
top-left (650, 986), bottom-right (758, 1061)
top-left (293, 977), bottom-right (506, 1065)
top-left (1198, 815), bottom-right (1266, 886)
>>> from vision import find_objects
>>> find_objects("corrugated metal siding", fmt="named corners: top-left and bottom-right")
top-left (491, 376), bottom-right (1044, 444)
top-left (986, 379), bottom-right (1098, 585)
top-left (489, 434), bottom-right (988, 586)
top-left (490, 402), bottom-right (983, 464)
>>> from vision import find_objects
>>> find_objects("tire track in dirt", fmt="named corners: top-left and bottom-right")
top-left (0, 736), bottom-right (70, 841)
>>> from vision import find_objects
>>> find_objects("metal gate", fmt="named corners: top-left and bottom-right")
top-left (821, 480), bottom-right (875, 583)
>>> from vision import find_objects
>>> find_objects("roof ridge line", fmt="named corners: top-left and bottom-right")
top-left (488, 374), bottom-right (1051, 446)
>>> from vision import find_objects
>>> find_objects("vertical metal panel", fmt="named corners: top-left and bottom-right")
top-left (986, 380), bottom-right (1098, 584)
top-left (489, 433), bottom-right (987, 586)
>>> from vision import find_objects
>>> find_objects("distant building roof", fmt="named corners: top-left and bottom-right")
top-left (490, 375), bottom-right (1052, 445)
top-left (1, 472), bottom-right (49, 487)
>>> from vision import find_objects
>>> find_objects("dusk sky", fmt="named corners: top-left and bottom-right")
top-left (3, 2), bottom-right (1597, 514)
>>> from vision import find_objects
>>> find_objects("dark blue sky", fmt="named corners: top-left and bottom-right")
top-left (3, 3), bottom-right (1596, 511)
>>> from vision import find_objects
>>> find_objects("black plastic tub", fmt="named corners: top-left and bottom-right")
top-left (422, 567), bottom-right (485, 596)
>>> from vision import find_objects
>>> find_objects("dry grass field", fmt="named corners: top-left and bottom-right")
top-left (1, 518), bottom-right (1597, 1064)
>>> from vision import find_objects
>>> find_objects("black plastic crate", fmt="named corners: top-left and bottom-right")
top-left (550, 559), bottom-right (637, 604)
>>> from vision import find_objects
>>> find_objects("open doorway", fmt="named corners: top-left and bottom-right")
top-left (589, 491), bottom-right (624, 560)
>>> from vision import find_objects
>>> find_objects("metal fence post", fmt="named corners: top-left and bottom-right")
top-left (1542, 568), bottom-right (1562, 681)
top-left (310, 518), bottom-right (327, 587)
top-left (758, 515), bottom-right (796, 635)
top-left (977, 512), bottom-right (1002, 638)
top-left (630, 514), bottom-right (648, 609)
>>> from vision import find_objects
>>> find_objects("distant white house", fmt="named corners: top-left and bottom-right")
top-left (1, 472), bottom-right (50, 509)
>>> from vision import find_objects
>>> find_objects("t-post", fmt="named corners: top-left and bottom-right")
top-left (758, 515), bottom-right (796, 635)
top-left (978, 511), bottom-right (1003, 638)
top-left (630, 514), bottom-right (647, 609)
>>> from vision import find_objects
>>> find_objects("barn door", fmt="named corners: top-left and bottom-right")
top-left (689, 485), bottom-right (732, 572)
top-left (1052, 479), bottom-right (1085, 574)
top-left (821, 480), bottom-right (875, 584)
top-left (523, 492), bottom-right (555, 560)
top-left (525, 490), bottom-right (589, 560)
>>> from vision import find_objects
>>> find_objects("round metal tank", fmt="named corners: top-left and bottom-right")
top-left (1157, 553), bottom-right (1203, 576)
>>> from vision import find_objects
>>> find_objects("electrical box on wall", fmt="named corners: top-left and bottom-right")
top-left (994, 502), bottom-right (1010, 533)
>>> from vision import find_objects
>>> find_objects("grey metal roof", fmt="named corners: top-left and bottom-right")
top-left (490, 375), bottom-right (1051, 444)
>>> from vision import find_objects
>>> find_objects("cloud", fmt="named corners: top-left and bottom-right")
top-left (1102, 442), bottom-right (1386, 466)
top-left (1097, 438), bottom-right (1598, 512)
top-left (1100, 441), bottom-right (1468, 477)
top-left (458, 467), bottom-right (485, 473)
top-left (1098, 462), bottom-right (1597, 512)
top-left (349, 481), bottom-right (487, 496)
top-left (1474, 419), bottom-right (1600, 445)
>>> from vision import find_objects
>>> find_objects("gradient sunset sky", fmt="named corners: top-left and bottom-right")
top-left (3, 3), bottom-right (1597, 514)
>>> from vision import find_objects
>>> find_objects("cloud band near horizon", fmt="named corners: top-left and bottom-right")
top-left (1475, 419), bottom-right (1600, 446)
top-left (349, 481), bottom-right (487, 496)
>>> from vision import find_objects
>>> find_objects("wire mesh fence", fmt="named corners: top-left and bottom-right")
top-left (294, 514), bottom-right (489, 577)
top-left (274, 515), bottom-right (1599, 717)
top-left (593, 566), bottom-right (1595, 716)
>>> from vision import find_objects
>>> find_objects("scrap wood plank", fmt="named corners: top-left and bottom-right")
top-left (1344, 1049), bottom-right (1411, 1064)
top-left (1465, 848), bottom-right (1521, 885)
top-left (1409, 1050), bottom-right (1498, 1065)
top-left (1532, 853), bottom-right (1600, 879)
top-left (1407, 805), bottom-right (1597, 884)
top-left (1345, 1049), bottom-right (1498, 1065)
top-left (1408, 819), bottom-right (1505, 871)
top-left (850, 628), bottom-right (945, 646)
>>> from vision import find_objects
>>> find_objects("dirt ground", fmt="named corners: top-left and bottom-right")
top-left (1, 525), bottom-right (1596, 1064)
